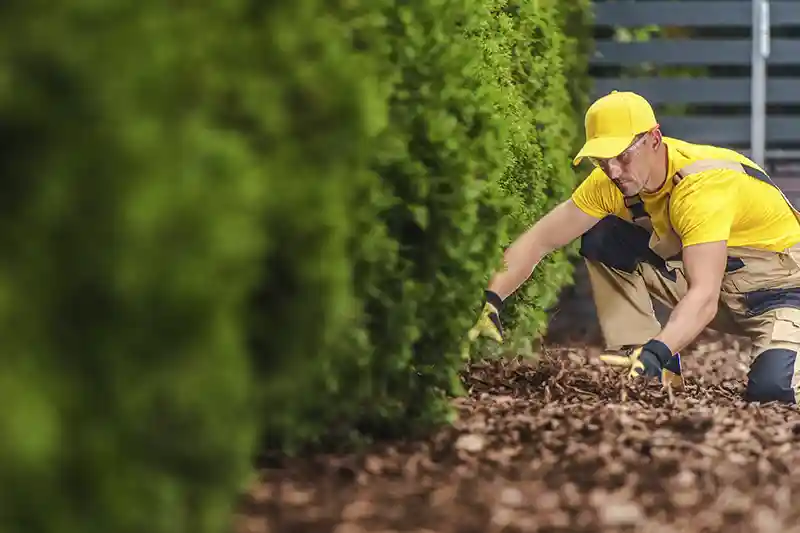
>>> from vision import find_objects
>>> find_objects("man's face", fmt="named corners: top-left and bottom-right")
top-left (590, 132), bottom-right (653, 196)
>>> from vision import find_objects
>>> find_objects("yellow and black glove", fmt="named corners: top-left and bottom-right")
top-left (599, 339), bottom-right (685, 391)
top-left (468, 290), bottom-right (504, 343)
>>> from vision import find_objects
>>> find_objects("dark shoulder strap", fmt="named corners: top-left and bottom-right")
top-left (623, 194), bottom-right (653, 231)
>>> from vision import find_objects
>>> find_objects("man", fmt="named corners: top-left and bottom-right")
top-left (470, 90), bottom-right (800, 404)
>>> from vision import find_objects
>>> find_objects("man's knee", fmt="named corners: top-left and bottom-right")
top-left (579, 215), bottom-right (654, 273)
top-left (744, 348), bottom-right (798, 404)
top-left (580, 215), bottom-right (669, 275)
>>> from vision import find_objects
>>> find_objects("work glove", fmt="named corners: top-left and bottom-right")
top-left (599, 339), bottom-right (685, 391)
top-left (467, 290), bottom-right (504, 343)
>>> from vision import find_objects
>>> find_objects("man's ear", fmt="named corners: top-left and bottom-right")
top-left (650, 127), bottom-right (663, 150)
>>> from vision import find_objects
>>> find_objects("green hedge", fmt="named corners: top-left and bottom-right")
top-left (487, 0), bottom-right (593, 345)
top-left (257, 0), bottom-right (593, 454)
top-left (255, 0), bottom-right (514, 454)
top-left (0, 0), bottom-right (591, 531)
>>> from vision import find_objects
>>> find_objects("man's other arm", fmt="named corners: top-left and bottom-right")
top-left (653, 240), bottom-right (727, 353)
top-left (487, 199), bottom-right (601, 299)
top-left (656, 169), bottom-right (735, 353)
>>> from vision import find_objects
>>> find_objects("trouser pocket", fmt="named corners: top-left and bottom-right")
top-left (722, 246), bottom-right (800, 294)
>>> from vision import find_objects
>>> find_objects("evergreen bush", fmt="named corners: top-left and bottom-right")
top-left (256, 0), bottom-right (594, 453)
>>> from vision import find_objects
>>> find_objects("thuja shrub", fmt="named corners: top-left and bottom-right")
top-left (253, 0), bottom-right (514, 454)
top-left (470, 0), bottom-right (592, 345)
top-left (255, 0), bottom-right (592, 453)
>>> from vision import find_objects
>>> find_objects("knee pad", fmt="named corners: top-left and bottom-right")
top-left (579, 216), bottom-right (657, 274)
top-left (745, 348), bottom-right (797, 404)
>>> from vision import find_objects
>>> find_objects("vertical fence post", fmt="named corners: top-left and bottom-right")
top-left (751, 0), bottom-right (770, 167)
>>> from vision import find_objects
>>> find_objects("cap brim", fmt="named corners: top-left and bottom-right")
top-left (572, 135), bottom-right (636, 166)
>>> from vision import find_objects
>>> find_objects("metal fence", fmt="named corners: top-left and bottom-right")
top-left (589, 0), bottom-right (800, 175)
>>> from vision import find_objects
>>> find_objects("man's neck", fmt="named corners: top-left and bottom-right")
top-left (642, 146), bottom-right (669, 193)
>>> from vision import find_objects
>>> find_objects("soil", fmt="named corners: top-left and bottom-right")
top-left (235, 264), bottom-right (800, 533)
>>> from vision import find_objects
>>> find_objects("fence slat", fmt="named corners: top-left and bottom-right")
top-left (592, 1), bottom-right (800, 27)
top-left (659, 117), bottom-right (800, 145)
top-left (590, 39), bottom-right (800, 66)
top-left (591, 78), bottom-right (800, 105)
top-left (592, 2), bottom-right (749, 26)
top-left (772, 2), bottom-right (800, 26)
top-left (588, 0), bottom-right (800, 163)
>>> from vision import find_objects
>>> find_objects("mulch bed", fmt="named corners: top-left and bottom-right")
top-left (234, 330), bottom-right (800, 533)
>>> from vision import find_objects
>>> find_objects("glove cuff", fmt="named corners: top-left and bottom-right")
top-left (485, 290), bottom-right (504, 311)
top-left (642, 339), bottom-right (673, 366)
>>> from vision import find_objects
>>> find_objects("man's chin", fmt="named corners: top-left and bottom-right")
top-left (614, 183), bottom-right (638, 196)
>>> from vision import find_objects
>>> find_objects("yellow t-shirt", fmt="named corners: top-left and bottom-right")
top-left (571, 137), bottom-right (800, 252)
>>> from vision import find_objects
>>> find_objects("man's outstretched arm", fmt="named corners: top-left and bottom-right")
top-left (487, 199), bottom-right (601, 299)
top-left (468, 198), bottom-right (601, 344)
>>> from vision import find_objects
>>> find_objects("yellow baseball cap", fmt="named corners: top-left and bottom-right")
top-left (572, 90), bottom-right (658, 166)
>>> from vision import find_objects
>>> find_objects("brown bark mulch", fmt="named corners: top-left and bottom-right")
top-left (234, 330), bottom-right (800, 533)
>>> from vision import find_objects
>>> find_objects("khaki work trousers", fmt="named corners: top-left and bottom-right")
top-left (579, 215), bottom-right (800, 404)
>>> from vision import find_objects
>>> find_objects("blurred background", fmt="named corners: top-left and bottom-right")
top-left (590, 0), bottom-right (800, 199)
top-left (0, 1), bottom-right (796, 532)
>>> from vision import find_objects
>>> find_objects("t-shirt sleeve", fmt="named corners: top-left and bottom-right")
top-left (570, 169), bottom-right (620, 219)
top-left (670, 170), bottom-right (737, 247)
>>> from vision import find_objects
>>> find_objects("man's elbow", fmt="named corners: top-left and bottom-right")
top-left (693, 288), bottom-right (720, 325)
top-left (701, 297), bottom-right (719, 325)
top-left (505, 225), bottom-right (548, 264)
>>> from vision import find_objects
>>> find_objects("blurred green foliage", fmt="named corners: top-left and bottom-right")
top-left (0, 0), bottom-right (591, 531)
top-left (0, 2), bottom-right (266, 533)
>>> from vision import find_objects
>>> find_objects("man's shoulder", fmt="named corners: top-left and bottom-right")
top-left (575, 167), bottom-right (624, 202)
top-left (579, 166), bottom-right (618, 189)
top-left (664, 136), bottom-right (769, 199)
top-left (571, 166), bottom-right (625, 218)
top-left (671, 166), bottom-right (738, 203)
top-left (665, 136), bottom-right (764, 174)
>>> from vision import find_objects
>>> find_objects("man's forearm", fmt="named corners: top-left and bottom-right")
top-left (484, 199), bottom-right (602, 301)
top-left (487, 241), bottom-right (546, 300)
top-left (654, 288), bottom-right (718, 354)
